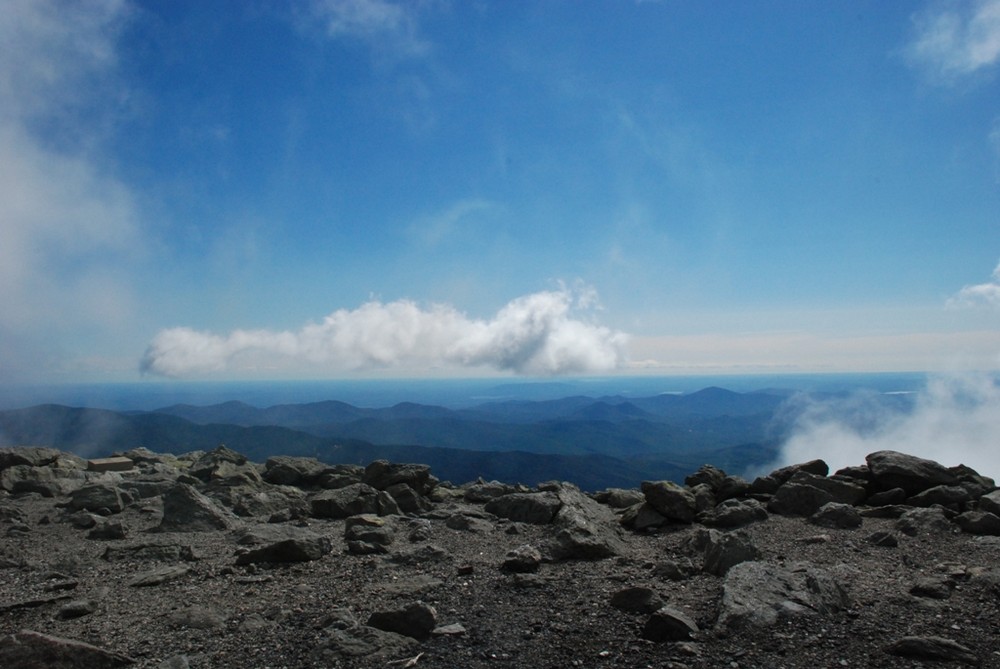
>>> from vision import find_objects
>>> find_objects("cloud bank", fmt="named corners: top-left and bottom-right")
top-left (141, 288), bottom-right (630, 378)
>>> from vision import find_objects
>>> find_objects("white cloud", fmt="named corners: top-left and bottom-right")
top-left (948, 259), bottom-right (1000, 308)
top-left (0, 0), bottom-right (140, 373)
top-left (773, 371), bottom-right (1000, 480)
top-left (141, 287), bottom-right (630, 378)
top-left (906, 0), bottom-right (1000, 81)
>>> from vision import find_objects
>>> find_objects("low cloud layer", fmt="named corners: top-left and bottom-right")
top-left (140, 288), bottom-right (629, 378)
top-left (774, 371), bottom-right (1000, 479)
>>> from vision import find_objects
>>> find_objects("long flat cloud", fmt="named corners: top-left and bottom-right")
top-left (140, 288), bottom-right (629, 377)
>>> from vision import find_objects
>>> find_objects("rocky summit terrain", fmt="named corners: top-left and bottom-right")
top-left (2, 445), bottom-right (1000, 668)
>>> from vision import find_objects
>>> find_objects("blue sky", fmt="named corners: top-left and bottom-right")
top-left (2, 0), bottom-right (999, 383)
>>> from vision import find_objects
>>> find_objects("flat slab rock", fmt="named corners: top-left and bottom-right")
top-left (0, 629), bottom-right (135, 668)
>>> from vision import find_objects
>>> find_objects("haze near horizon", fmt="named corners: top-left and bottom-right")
top-left (2, 0), bottom-right (999, 384)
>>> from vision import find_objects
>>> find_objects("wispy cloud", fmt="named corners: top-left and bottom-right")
top-left (141, 287), bottom-right (630, 378)
top-left (948, 259), bottom-right (1000, 308)
top-left (409, 199), bottom-right (498, 247)
top-left (308, 0), bottom-right (431, 58)
top-left (0, 0), bottom-right (140, 376)
top-left (906, 0), bottom-right (1000, 82)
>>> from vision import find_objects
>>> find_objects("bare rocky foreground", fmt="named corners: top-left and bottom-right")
top-left (2, 446), bottom-right (1000, 668)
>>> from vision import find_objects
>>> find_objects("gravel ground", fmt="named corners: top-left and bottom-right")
top-left (2, 482), bottom-right (1000, 668)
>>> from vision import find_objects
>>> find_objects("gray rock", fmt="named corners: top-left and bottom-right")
top-left (385, 483), bottom-right (433, 514)
top-left (809, 502), bottom-right (862, 529)
top-left (463, 479), bottom-right (521, 503)
top-left (0, 465), bottom-right (80, 497)
top-left (0, 447), bottom-right (64, 470)
top-left (907, 484), bottom-right (973, 508)
top-left (102, 542), bottom-right (198, 562)
top-left (502, 544), bottom-right (542, 573)
top-left (0, 629), bottom-right (135, 667)
top-left (909, 576), bottom-right (952, 600)
top-left (129, 565), bottom-right (192, 587)
top-left (895, 507), bottom-right (955, 537)
top-left (642, 606), bottom-right (699, 642)
top-left (953, 510), bottom-right (1000, 536)
top-left (236, 535), bottom-right (332, 564)
top-left (363, 461), bottom-right (432, 496)
top-left (345, 514), bottom-right (395, 555)
top-left (314, 625), bottom-right (417, 662)
top-left (708, 498), bottom-right (768, 528)
top-left (867, 487), bottom-right (907, 506)
top-left (610, 586), bottom-right (664, 614)
top-left (978, 489), bottom-right (1000, 516)
top-left (157, 484), bottom-right (238, 532)
top-left (485, 492), bottom-right (562, 524)
top-left (593, 488), bottom-right (645, 509)
top-left (367, 601), bottom-right (437, 640)
top-left (263, 456), bottom-right (331, 487)
top-left (641, 480), bottom-right (696, 523)
top-left (165, 605), bottom-right (227, 630)
top-left (685, 464), bottom-right (727, 491)
top-left (866, 450), bottom-right (958, 496)
top-left (716, 561), bottom-right (849, 630)
top-left (311, 483), bottom-right (398, 519)
top-left (867, 530), bottom-right (899, 547)
top-left (702, 529), bottom-right (761, 576)
top-left (444, 513), bottom-right (492, 533)
top-left (87, 520), bottom-right (126, 540)
top-left (55, 599), bottom-right (99, 620)
top-left (187, 446), bottom-right (260, 485)
top-left (716, 475), bottom-right (751, 502)
top-left (653, 557), bottom-right (698, 581)
top-left (885, 636), bottom-right (979, 665)
top-left (769, 458), bottom-right (830, 483)
top-left (547, 484), bottom-right (627, 560)
top-left (69, 483), bottom-right (126, 514)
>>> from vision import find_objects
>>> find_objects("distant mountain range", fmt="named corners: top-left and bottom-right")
top-left (0, 387), bottom-right (915, 490)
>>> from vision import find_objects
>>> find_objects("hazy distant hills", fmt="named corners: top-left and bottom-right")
top-left (0, 387), bottom-right (913, 489)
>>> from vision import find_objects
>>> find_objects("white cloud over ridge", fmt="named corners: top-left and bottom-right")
top-left (141, 288), bottom-right (630, 378)
top-left (906, 0), bottom-right (1000, 81)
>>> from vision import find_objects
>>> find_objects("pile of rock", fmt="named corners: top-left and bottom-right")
top-left (0, 444), bottom-right (997, 668)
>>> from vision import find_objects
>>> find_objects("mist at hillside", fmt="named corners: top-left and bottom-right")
top-left (773, 371), bottom-right (1000, 479)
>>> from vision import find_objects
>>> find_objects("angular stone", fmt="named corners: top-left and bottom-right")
top-left (610, 586), bottom-right (664, 614)
top-left (593, 488), bottom-right (645, 509)
top-left (708, 498), bottom-right (768, 528)
top-left (978, 489), bottom-right (1000, 516)
top-left (717, 561), bottom-right (849, 630)
top-left (69, 483), bottom-right (125, 514)
top-left (953, 510), bottom-right (1000, 536)
top-left (547, 484), bottom-right (626, 560)
top-left (314, 626), bottom-right (417, 662)
top-left (769, 459), bottom-right (829, 483)
top-left (129, 565), bottom-right (192, 587)
top-left (685, 464), bottom-right (727, 491)
top-left (907, 485), bottom-right (973, 508)
top-left (363, 461), bottom-right (432, 495)
top-left (895, 507), bottom-right (955, 537)
top-left (885, 636), bottom-right (978, 665)
top-left (702, 529), bottom-right (760, 576)
top-left (809, 502), bottom-right (862, 529)
top-left (485, 492), bottom-right (562, 524)
top-left (642, 606), bottom-right (699, 642)
top-left (262, 456), bottom-right (330, 487)
top-left (311, 483), bottom-right (398, 519)
top-left (866, 450), bottom-right (958, 495)
top-left (55, 599), bottom-right (98, 620)
top-left (641, 480), bottom-right (696, 523)
top-left (367, 601), bottom-right (437, 640)
top-left (502, 544), bottom-right (542, 573)
top-left (0, 630), bottom-right (135, 667)
top-left (236, 535), bottom-right (332, 564)
top-left (157, 484), bottom-right (238, 532)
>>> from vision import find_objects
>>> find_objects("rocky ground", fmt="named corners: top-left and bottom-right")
top-left (1, 445), bottom-right (1000, 668)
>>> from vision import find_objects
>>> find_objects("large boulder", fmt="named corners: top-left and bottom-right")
top-left (546, 484), bottom-right (627, 560)
top-left (716, 561), bottom-right (849, 630)
top-left (187, 446), bottom-right (261, 486)
top-left (641, 480), bottom-right (696, 523)
top-left (866, 450), bottom-right (958, 496)
top-left (769, 472), bottom-right (866, 516)
top-left (363, 461), bottom-right (433, 496)
top-left (484, 492), bottom-right (562, 524)
top-left (68, 483), bottom-right (126, 514)
top-left (262, 456), bottom-right (331, 487)
top-left (0, 630), bottom-right (135, 668)
top-left (311, 483), bottom-right (399, 519)
top-left (156, 483), bottom-right (238, 532)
